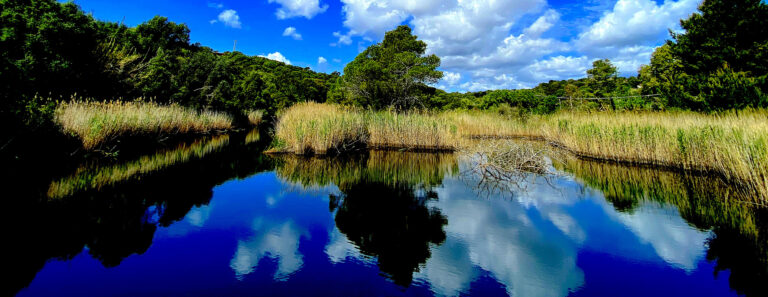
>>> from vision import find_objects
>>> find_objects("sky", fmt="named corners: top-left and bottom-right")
top-left (67, 0), bottom-right (703, 92)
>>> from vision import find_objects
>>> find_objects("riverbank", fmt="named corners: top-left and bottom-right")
top-left (270, 103), bottom-right (768, 203)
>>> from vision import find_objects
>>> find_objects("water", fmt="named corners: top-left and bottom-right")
top-left (5, 130), bottom-right (767, 296)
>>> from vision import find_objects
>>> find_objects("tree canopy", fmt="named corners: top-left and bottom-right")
top-left (339, 25), bottom-right (442, 109)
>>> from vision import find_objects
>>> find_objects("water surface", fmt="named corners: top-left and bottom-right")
top-left (5, 131), bottom-right (767, 296)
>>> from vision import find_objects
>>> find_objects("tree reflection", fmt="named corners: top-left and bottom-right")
top-left (4, 129), bottom-right (274, 296)
top-left (333, 181), bottom-right (447, 286)
top-left (555, 156), bottom-right (768, 296)
top-left (273, 151), bottom-right (455, 286)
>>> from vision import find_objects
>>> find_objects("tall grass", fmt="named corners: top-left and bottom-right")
top-left (271, 102), bottom-right (768, 203)
top-left (55, 100), bottom-right (233, 149)
top-left (455, 110), bottom-right (768, 204)
top-left (270, 102), bottom-right (456, 154)
top-left (247, 109), bottom-right (265, 126)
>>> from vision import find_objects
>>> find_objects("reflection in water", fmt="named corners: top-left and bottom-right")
top-left (556, 157), bottom-right (768, 296)
top-left (8, 135), bottom-right (768, 296)
top-left (5, 129), bottom-right (273, 296)
top-left (47, 134), bottom-right (231, 199)
top-left (230, 219), bottom-right (307, 280)
top-left (273, 151), bottom-right (455, 286)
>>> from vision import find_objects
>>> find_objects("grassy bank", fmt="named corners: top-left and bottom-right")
top-left (55, 101), bottom-right (234, 149)
top-left (481, 110), bottom-right (768, 204)
top-left (270, 103), bottom-right (768, 203)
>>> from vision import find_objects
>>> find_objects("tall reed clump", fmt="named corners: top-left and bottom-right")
top-left (270, 102), bottom-right (458, 154)
top-left (270, 102), bottom-right (368, 154)
top-left (367, 110), bottom-right (458, 150)
top-left (55, 100), bottom-right (233, 149)
top-left (247, 109), bottom-right (265, 126)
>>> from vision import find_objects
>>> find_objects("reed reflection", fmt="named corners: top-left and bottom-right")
top-left (555, 156), bottom-right (768, 296)
top-left (7, 129), bottom-right (274, 296)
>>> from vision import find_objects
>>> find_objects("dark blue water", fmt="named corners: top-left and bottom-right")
top-left (5, 131), bottom-right (766, 296)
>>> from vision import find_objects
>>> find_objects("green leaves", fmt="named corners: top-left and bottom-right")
top-left (342, 25), bottom-right (443, 110)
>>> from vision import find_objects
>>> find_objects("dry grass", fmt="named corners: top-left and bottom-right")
top-left (55, 100), bottom-right (233, 149)
top-left (271, 102), bottom-right (768, 203)
top-left (269, 102), bottom-right (457, 154)
top-left (247, 109), bottom-right (265, 126)
top-left (454, 109), bottom-right (768, 204)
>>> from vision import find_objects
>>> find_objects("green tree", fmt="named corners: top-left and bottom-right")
top-left (586, 59), bottom-right (618, 109)
top-left (343, 25), bottom-right (442, 109)
top-left (670, 0), bottom-right (768, 109)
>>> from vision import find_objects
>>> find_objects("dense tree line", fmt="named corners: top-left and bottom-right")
top-left (1, 0), bottom-right (336, 140)
top-left (641, 0), bottom-right (767, 110)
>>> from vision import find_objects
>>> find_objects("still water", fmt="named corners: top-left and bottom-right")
top-left (5, 130), bottom-right (767, 296)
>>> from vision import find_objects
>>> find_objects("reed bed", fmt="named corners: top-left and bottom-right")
top-left (55, 100), bottom-right (234, 149)
top-left (271, 102), bottom-right (768, 203)
top-left (453, 109), bottom-right (768, 204)
top-left (270, 102), bottom-right (457, 154)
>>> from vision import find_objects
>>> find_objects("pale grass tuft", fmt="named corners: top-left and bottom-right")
top-left (55, 100), bottom-right (234, 149)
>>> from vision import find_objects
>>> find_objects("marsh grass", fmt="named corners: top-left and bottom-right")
top-left (477, 110), bottom-right (768, 204)
top-left (55, 100), bottom-right (234, 149)
top-left (270, 102), bottom-right (457, 154)
top-left (247, 109), bottom-right (265, 126)
top-left (271, 102), bottom-right (768, 203)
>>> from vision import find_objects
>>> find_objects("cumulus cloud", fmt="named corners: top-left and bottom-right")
top-left (282, 26), bottom-right (302, 40)
top-left (442, 71), bottom-right (461, 86)
top-left (259, 52), bottom-right (292, 65)
top-left (318, 56), bottom-right (328, 64)
top-left (269, 0), bottom-right (328, 19)
top-left (216, 9), bottom-right (242, 29)
top-left (335, 0), bottom-right (700, 90)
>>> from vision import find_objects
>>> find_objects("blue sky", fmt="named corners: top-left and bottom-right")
top-left (68, 0), bottom-right (702, 92)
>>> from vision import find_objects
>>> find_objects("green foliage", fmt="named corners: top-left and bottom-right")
top-left (587, 59), bottom-right (619, 106)
top-left (665, 0), bottom-right (768, 109)
top-left (342, 25), bottom-right (442, 109)
top-left (701, 64), bottom-right (767, 109)
top-left (0, 0), bottom-right (336, 140)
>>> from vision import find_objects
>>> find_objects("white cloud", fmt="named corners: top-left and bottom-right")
top-left (207, 2), bottom-right (224, 9)
top-left (318, 56), bottom-right (328, 64)
top-left (217, 9), bottom-right (242, 29)
top-left (269, 0), bottom-right (329, 19)
top-left (282, 26), bottom-right (303, 40)
top-left (442, 71), bottom-right (461, 86)
top-left (331, 31), bottom-right (353, 47)
top-left (332, 58), bottom-right (342, 63)
top-left (259, 52), bottom-right (292, 65)
top-left (524, 9), bottom-right (560, 38)
top-left (335, 0), bottom-right (700, 91)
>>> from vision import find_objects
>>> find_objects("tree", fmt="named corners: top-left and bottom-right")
top-left (343, 25), bottom-right (442, 109)
top-left (586, 59), bottom-right (618, 109)
top-left (670, 0), bottom-right (768, 109)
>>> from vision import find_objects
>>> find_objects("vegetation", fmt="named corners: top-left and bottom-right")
top-left (271, 102), bottom-right (768, 203)
top-left (269, 102), bottom-right (457, 154)
top-left (332, 25), bottom-right (442, 109)
top-left (1, 0), bottom-right (335, 149)
top-left (641, 0), bottom-right (768, 110)
top-left (55, 101), bottom-right (233, 149)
